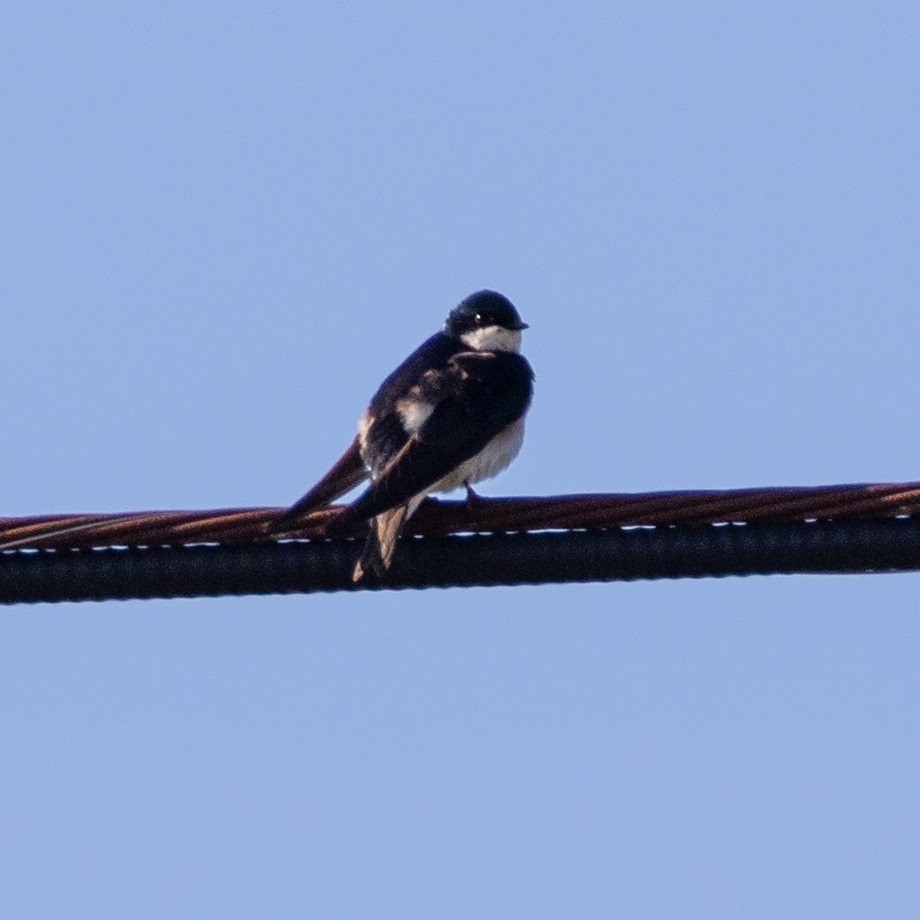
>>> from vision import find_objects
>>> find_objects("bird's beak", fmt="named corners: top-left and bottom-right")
top-left (514, 321), bottom-right (529, 331)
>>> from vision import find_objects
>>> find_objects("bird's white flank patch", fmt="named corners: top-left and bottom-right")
top-left (395, 396), bottom-right (435, 433)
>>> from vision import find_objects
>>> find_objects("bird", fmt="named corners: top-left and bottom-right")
top-left (273, 290), bottom-right (534, 581)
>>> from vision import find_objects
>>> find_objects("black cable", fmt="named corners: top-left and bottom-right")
top-left (2, 517), bottom-right (919, 604)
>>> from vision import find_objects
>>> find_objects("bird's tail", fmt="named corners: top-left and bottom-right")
top-left (353, 506), bottom-right (408, 582)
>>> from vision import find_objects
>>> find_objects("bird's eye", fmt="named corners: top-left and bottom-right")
top-left (474, 313), bottom-right (482, 324)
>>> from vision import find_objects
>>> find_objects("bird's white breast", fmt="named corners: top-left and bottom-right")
top-left (429, 418), bottom-right (526, 495)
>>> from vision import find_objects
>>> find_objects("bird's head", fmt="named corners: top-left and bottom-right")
top-left (444, 290), bottom-right (529, 353)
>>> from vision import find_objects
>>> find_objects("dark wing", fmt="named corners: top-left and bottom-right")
top-left (271, 434), bottom-right (366, 529)
top-left (272, 334), bottom-right (462, 532)
top-left (358, 331), bottom-right (462, 477)
top-left (340, 350), bottom-right (533, 524)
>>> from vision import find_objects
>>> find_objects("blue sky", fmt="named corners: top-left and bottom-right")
top-left (2, 1), bottom-right (920, 916)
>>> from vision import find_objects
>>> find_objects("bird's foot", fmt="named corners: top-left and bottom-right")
top-left (464, 482), bottom-right (487, 511)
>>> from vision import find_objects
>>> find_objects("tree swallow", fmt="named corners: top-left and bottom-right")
top-left (275, 290), bottom-right (534, 581)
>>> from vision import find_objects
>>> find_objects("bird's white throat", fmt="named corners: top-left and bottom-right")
top-left (459, 325), bottom-right (523, 353)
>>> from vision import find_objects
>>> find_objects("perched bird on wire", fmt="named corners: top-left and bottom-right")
top-left (273, 290), bottom-right (534, 581)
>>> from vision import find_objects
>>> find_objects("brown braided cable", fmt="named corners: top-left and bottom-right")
top-left (2, 481), bottom-right (919, 552)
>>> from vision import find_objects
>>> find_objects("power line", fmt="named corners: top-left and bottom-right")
top-left (2, 517), bottom-right (919, 604)
top-left (3, 481), bottom-right (920, 551)
top-left (3, 482), bottom-right (920, 603)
